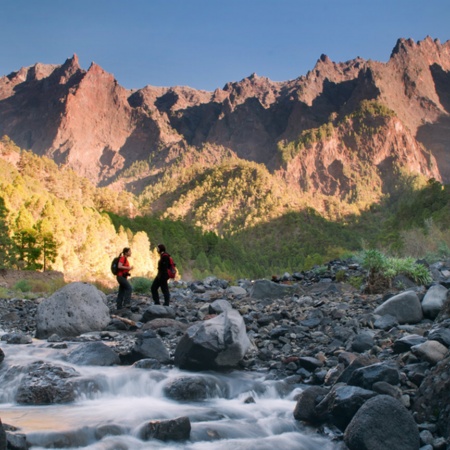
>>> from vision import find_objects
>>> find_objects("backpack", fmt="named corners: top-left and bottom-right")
top-left (111, 256), bottom-right (120, 275)
top-left (166, 254), bottom-right (177, 279)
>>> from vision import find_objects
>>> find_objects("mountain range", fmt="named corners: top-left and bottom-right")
top-left (1, 37), bottom-right (449, 231)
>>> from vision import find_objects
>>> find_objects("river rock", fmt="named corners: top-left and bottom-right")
top-left (374, 291), bottom-right (423, 324)
top-left (130, 330), bottom-right (171, 364)
top-left (293, 386), bottom-right (329, 423)
top-left (315, 385), bottom-right (377, 431)
top-left (15, 361), bottom-right (80, 405)
top-left (35, 282), bottom-right (110, 339)
top-left (347, 362), bottom-right (400, 390)
top-left (249, 279), bottom-right (296, 299)
top-left (0, 419), bottom-right (6, 450)
top-left (344, 395), bottom-right (420, 450)
top-left (163, 375), bottom-right (227, 401)
top-left (139, 416), bottom-right (191, 441)
top-left (66, 341), bottom-right (121, 366)
top-left (422, 284), bottom-right (448, 319)
top-left (411, 340), bottom-right (448, 364)
top-left (174, 309), bottom-right (251, 371)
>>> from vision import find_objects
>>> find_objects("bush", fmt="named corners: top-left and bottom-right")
top-left (14, 279), bottom-right (32, 292)
top-left (362, 249), bottom-right (432, 293)
top-left (131, 277), bottom-right (153, 294)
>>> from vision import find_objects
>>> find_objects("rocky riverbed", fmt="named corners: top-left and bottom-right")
top-left (1, 258), bottom-right (450, 450)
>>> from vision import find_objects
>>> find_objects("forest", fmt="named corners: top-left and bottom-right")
top-left (0, 135), bottom-right (449, 286)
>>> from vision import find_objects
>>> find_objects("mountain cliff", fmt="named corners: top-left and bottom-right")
top-left (0, 37), bottom-right (449, 229)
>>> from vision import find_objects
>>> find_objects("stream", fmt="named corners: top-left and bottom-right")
top-left (0, 338), bottom-right (340, 449)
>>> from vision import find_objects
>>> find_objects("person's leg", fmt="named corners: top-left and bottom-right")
top-left (116, 276), bottom-right (126, 309)
top-left (151, 277), bottom-right (161, 305)
top-left (161, 278), bottom-right (170, 306)
top-left (123, 278), bottom-right (132, 307)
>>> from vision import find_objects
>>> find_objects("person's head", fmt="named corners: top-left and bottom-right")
top-left (122, 247), bottom-right (131, 256)
top-left (157, 244), bottom-right (166, 254)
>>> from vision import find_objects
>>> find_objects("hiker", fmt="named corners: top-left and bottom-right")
top-left (116, 247), bottom-right (133, 310)
top-left (151, 244), bottom-right (171, 306)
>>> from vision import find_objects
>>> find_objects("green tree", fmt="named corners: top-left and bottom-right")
top-left (0, 197), bottom-right (15, 268)
top-left (14, 229), bottom-right (42, 270)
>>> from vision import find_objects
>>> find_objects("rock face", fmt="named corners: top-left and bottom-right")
top-left (174, 309), bottom-right (251, 370)
top-left (0, 37), bottom-right (449, 197)
top-left (35, 282), bottom-right (110, 338)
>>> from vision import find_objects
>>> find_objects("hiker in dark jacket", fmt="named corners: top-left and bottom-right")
top-left (116, 247), bottom-right (133, 309)
top-left (151, 244), bottom-right (171, 306)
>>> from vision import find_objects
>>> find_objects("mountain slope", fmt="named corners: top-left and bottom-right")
top-left (0, 37), bottom-right (449, 233)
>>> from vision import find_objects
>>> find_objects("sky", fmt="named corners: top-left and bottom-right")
top-left (1, 0), bottom-right (449, 92)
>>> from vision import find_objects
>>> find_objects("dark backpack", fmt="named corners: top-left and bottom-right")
top-left (167, 255), bottom-right (177, 279)
top-left (111, 256), bottom-right (120, 275)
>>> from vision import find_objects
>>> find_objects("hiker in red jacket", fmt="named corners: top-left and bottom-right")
top-left (116, 247), bottom-right (133, 310)
top-left (151, 244), bottom-right (171, 306)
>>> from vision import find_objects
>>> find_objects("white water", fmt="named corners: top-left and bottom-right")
top-left (0, 339), bottom-right (340, 449)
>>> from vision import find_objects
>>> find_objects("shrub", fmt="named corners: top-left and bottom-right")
top-left (362, 249), bottom-right (432, 293)
top-left (14, 279), bottom-right (32, 292)
top-left (131, 277), bottom-right (153, 294)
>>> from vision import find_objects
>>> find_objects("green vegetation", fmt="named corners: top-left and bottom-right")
top-left (362, 249), bottom-right (432, 293)
top-left (0, 134), bottom-right (448, 284)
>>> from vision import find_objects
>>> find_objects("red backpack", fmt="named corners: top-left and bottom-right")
top-left (166, 254), bottom-right (177, 279)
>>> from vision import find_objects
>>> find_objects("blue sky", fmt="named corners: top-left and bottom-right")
top-left (1, 0), bottom-right (449, 91)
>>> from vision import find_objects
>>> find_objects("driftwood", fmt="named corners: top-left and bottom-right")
top-left (111, 315), bottom-right (142, 328)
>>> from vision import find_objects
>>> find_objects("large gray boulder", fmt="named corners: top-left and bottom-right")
top-left (174, 309), bottom-right (251, 371)
top-left (35, 282), bottom-right (110, 339)
top-left (344, 395), bottom-right (420, 450)
top-left (374, 291), bottom-right (423, 324)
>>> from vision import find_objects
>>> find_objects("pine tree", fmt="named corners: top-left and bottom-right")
top-left (0, 197), bottom-right (15, 269)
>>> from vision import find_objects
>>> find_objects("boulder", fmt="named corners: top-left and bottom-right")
top-left (374, 291), bottom-right (423, 324)
top-left (66, 341), bottom-right (120, 366)
top-left (249, 279), bottom-right (296, 300)
top-left (347, 362), bottom-right (400, 390)
top-left (139, 416), bottom-right (191, 442)
top-left (131, 330), bottom-right (171, 364)
top-left (422, 284), bottom-right (448, 319)
top-left (163, 375), bottom-right (227, 401)
top-left (411, 340), bottom-right (448, 365)
top-left (344, 395), bottom-right (420, 450)
top-left (315, 385), bottom-right (377, 431)
top-left (15, 361), bottom-right (80, 405)
top-left (174, 309), bottom-right (251, 370)
top-left (293, 386), bottom-right (329, 423)
top-left (35, 282), bottom-right (110, 339)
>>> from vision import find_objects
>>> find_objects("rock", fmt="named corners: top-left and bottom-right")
top-left (0, 419), bottom-right (6, 450)
top-left (15, 361), bottom-right (80, 405)
top-left (66, 341), bottom-right (121, 366)
top-left (3, 333), bottom-right (32, 344)
top-left (174, 309), bottom-right (251, 371)
top-left (422, 284), bottom-right (448, 319)
top-left (316, 385), bottom-right (377, 430)
top-left (0, 347), bottom-right (4, 365)
top-left (374, 291), bottom-right (423, 324)
top-left (392, 334), bottom-right (427, 353)
top-left (347, 363), bottom-right (400, 390)
top-left (249, 279), bottom-right (296, 299)
top-left (411, 340), bottom-right (448, 364)
top-left (35, 282), bottom-right (110, 338)
top-left (209, 299), bottom-right (232, 314)
top-left (163, 375), bottom-right (227, 401)
top-left (373, 314), bottom-right (398, 330)
top-left (350, 331), bottom-right (375, 352)
top-left (139, 416), bottom-right (191, 442)
top-left (344, 395), bottom-right (420, 450)
top-left (293, 386), bottom-right (328, 423)
top-left (130, 330), bottom-right (171, 364)
top-left (141, 305), bottom-right (176, 323)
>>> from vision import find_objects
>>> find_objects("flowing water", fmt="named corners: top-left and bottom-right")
top-left (0, 338), bottom-right (340, 450)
